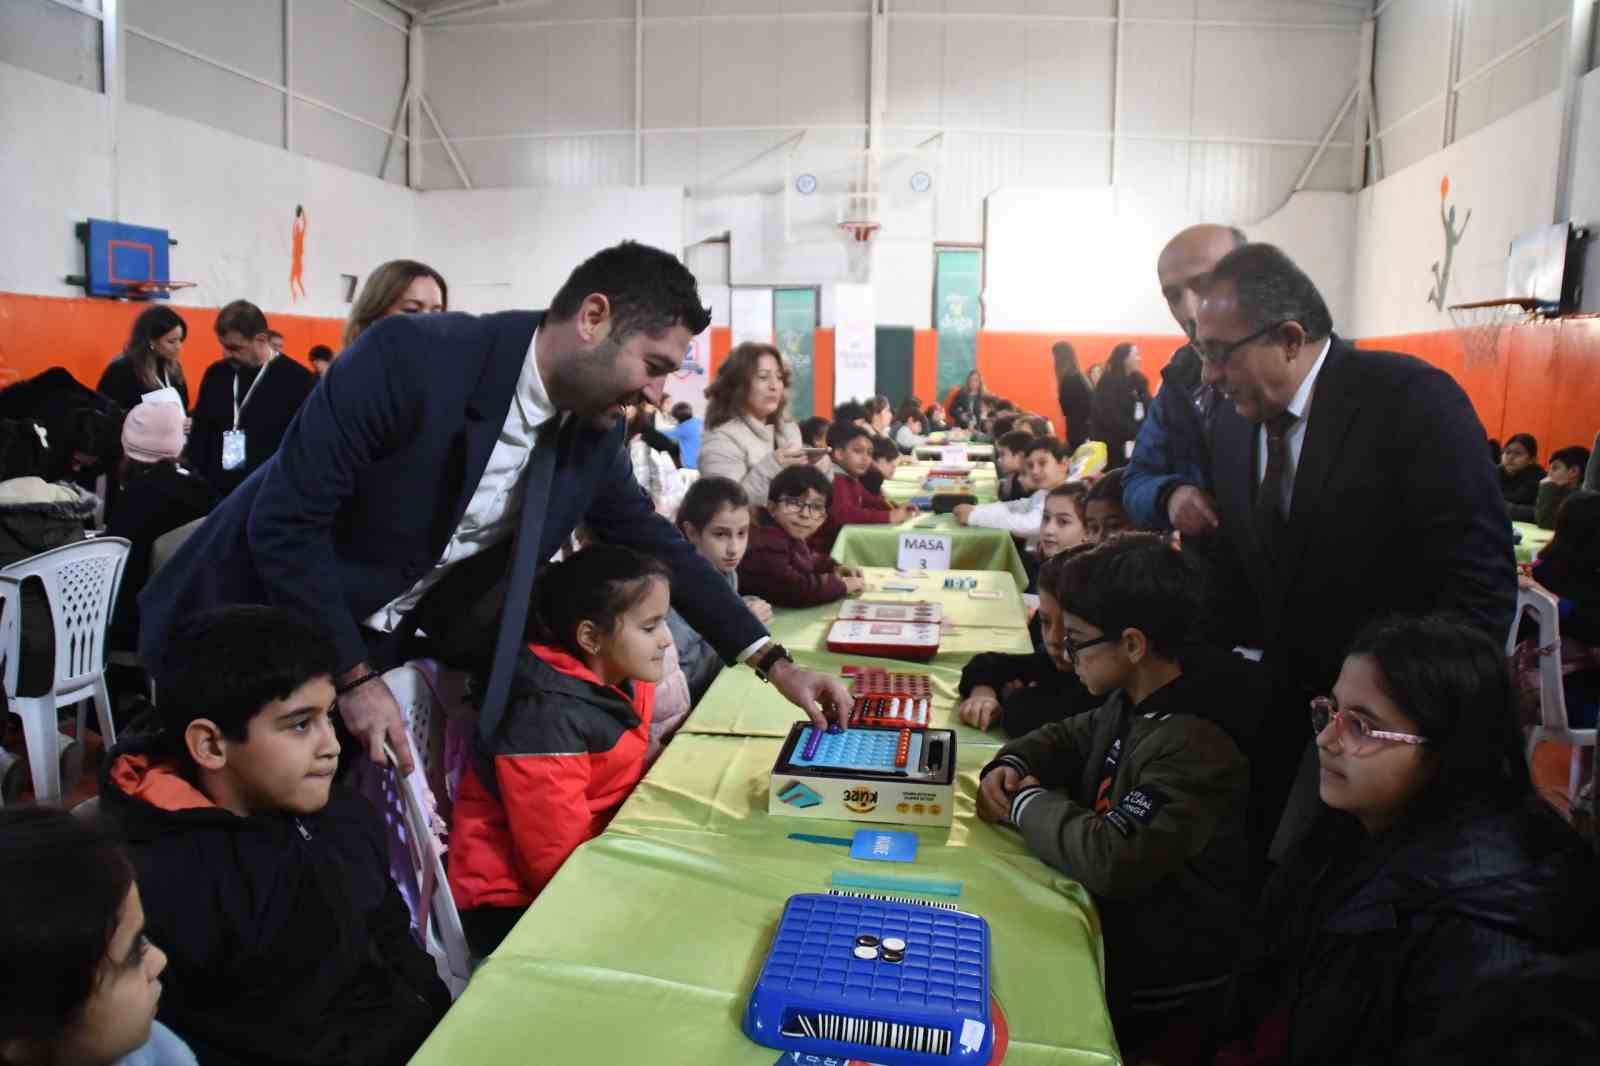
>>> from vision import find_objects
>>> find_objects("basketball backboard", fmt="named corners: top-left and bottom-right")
top-left (1505, 221), bottom-right (1585, 311)
top-left (70, 218), bottom-right (176, 299)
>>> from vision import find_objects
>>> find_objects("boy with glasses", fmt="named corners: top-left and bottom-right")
top-left (738, 464), bottom-right (865, 607)
top-left (977, 534), bottom-right (1258, 1058)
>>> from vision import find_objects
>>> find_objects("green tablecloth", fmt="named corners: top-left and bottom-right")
top-left (831, 516), bottom-right (1031, 589)
top-left (409, 734), bottom-right (1119, 1066)
top-left (1515, 521), bottom-right (1554, 564)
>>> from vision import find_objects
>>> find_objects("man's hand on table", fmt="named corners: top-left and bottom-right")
top-left (336, 663), bottom-right (416, 774)
top-left (767, 658), bottom-right (852, 732)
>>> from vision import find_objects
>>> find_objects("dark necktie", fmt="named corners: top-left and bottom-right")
top-left (1256, 410), bottom-right (1299, 563)
top-left (476, 418), bottom-right (560, 743)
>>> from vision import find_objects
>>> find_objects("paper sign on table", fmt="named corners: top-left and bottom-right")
top-left (850, 829), bottom-right (919, 863)
top-left (938, 445), bottom-right (969, 463)
top-left (896, 532), bottom-right (951, 571)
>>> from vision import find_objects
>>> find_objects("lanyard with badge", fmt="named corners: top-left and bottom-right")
top-left (222, 355), bottom-right (275, 471)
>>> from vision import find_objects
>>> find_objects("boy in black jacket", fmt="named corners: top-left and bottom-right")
top-left (99, 606), bottom-right (449, 1066)
top-left (977, 535), bottom-right (1263, 1059)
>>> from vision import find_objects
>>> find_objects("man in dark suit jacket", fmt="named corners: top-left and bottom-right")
top-left (1189, 243), bottom-right (1516, 860)
top-left (141, 242), bottom-right (850, 773)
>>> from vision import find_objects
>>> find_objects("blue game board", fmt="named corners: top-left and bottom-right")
top-left (792, 727), bottom-right (924, 773)
top-left (744, 892), bottom-right (993, 1065)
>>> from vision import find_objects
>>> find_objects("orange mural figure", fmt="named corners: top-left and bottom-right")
top-left (290, 204), bottom-right (308, 301)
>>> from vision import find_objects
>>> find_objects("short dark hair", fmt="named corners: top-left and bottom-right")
top-left (308, 345), bottom-right (334, 364)
top-left (1205, 242), bottom-right (1333, 341)
top-left (833, 401), bottom-right (867, 425)
top-left (1087, 466), bottom-right (1125, 505)
top-left (997, 429), bottom-right (1035, 455)
top-left (990, 415), bottom-right (1018, 439)
top-left (799, 416), bottom-right (831, 446)
top-left (669, 401), bottom-right (694, 423)
top-left (1549, 445), bottom-right (1589, 476)
top-left (214, 299), bottom-right (270, 339)
top-left (864, 396), bottom-right (891, 418)
top-left (768, 464), bottom-right (831, 505)
top-left (547, 241), bottom-right (711, 341)
top-left (1025, 436), bottom-right (1069, 461)
top-left (1051, 533), bottom-right (1199, 659)
top-left (1505, 433), bottom-right (1539, 460)
top-left (532, 545), bottom-right (669, 656)
top-left (0, 807), bottom-right (136, 1048)
top-left (1344, 614), bottom-right (1530, 811)
top-left (827, 421), bottom-right (873, 451)
top-left (1023, 415), bottom-right (1052, 438)
top-left (676, 475), bottom-right (748, 533)
top-left (894, 401), bottom-right (924, 425)
top-left (156, 606), bottom-right (340, 753)
top-left (871, 436), bottom-right (900, 461)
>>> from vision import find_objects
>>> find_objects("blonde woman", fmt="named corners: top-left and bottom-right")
top-left (698, 342), bottom-right (827, 505)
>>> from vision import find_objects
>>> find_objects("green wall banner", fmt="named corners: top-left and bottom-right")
top-left (774, 287), bottom-right (817, 420)
top-left (934, 248), bottom-right (982, 403)
top-left (875, 325), bottom-right (915, 409)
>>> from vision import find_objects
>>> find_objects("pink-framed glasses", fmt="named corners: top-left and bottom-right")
top-left (1310, 696), bottom-right (1429, 757)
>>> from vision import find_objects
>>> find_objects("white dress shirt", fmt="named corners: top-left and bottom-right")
top-left (1255, 337), bottom-right (1331, 517)
top-left (365, 330), bottom-right (557, 632)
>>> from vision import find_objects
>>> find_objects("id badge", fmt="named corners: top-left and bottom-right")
top-left (222, 430), bottom-right (247, 471)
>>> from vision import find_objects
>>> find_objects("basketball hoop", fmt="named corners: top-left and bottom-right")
top-left (1446, 297), bottom-right (1542, 369)
top-left (838, 220), bottom-right (880, 283)
top-left (115, 280), bottom-right (197, 301)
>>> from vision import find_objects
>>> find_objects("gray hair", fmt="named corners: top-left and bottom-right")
top-left (1205, 242), bottom-right (1332, 340)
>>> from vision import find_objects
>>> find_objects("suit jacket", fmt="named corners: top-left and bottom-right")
top-left (139, 310), bottom-right (767, 676)
top-left (1210, 338), bottom-right (1515, 695)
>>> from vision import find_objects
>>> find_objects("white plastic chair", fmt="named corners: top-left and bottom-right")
top-left (1510, 583), bottom-right (1597, 803)
top-left (0, 537), bottom-right (129, 806)
top-left (382, 664), bottom-right (472, 997)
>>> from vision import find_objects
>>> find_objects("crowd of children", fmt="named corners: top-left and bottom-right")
top-left (2, 289), bottom-right (1599, 1066)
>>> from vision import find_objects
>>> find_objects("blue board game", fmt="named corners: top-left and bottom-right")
top-left (743, 892), bottom-right (994, 1065)
top-left (791, 726), bottom-right (924, 774)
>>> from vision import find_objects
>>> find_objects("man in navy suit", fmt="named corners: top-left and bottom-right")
top-left (141, 242), bottom-right (850, 772)
top-left (1190, 243), bottom-right (1515, 864)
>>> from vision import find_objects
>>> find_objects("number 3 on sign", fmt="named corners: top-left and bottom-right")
top-left (897, 532), bottom-right (951, 572)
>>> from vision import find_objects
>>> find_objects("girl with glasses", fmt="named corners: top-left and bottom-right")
top-left (1218, 614), bottom-right (1600, 1066)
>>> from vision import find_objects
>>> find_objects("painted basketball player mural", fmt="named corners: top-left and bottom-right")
top-left (290, 205), bottom-right (308, 302)
top-left (1427, 175), bottom-right (1471, 310)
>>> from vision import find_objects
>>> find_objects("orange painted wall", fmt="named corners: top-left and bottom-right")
top-left (912, 329), bottom-right (938, 411)
top-left (0, 292), bottom-right (330, 392)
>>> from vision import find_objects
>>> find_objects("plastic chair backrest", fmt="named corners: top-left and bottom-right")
top-left (1514, 584), bottom-right (1572, 733)
top-left (0, 538), bottom-right (129, 695)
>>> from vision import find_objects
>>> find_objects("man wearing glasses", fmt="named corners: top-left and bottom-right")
top-left (1193, 242), bottom-right (1514, 864)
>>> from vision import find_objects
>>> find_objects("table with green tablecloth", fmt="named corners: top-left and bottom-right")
top-left (832, 515), bottom-right (1031, 589)
top-left (1515, 521), bottom-right (1554, 564)
top-left (882, 478), bottom-right (1000, 505)
top-left (408, 732), bottom-right (1120, 1066)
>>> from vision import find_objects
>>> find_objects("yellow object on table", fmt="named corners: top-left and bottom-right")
top-left (1514, 521), bottom-right (1554, 564)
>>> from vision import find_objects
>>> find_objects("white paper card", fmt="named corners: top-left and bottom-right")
top-left (897, 532), bottom-right (951, 571)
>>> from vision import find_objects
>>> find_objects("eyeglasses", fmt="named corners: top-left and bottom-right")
top-left (1194, 320), bottom-right (1287, 367)
top-left (775, 497), bottom-right (827, 517)
top-left (1310, 697), bottom-right (1429, 756)
top-left (1060, 631), bottom-right (1114, 663)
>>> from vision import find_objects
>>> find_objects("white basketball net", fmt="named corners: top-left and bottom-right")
top-left (1447, 301), bottom-right (1537, 369)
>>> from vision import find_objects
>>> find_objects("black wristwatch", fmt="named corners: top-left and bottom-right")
top-left (751, 643), bottom-right (793, 683)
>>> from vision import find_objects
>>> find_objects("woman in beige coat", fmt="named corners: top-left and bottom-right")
top-left (698, 342), bottom-right (827, 505)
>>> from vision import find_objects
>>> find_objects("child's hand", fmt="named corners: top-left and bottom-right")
top-left (742, 595), bottom-right (774, 624)
top-left (888, 505), bottom-right (913, 524)
top-left (953, 504), bottom-right (975, 525)
top-left (841, 574), bottom-right (866, 595)
top-left (959, 686), bottom-right (1001, 731)
top-left (977, 765), bottom-right (1021, 823)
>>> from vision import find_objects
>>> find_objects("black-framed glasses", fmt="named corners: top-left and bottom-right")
top-left (1194, 320), bottom-right (1287, 367)
top-left (775, 497), bottom-right (827, 517)
top-left (1060, 632), bottom-right (1114, 663)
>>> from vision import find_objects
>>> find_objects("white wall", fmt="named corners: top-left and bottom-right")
top-left (0, 59), bottom-right (415, 319)
top-left (414, 186), bottom-right (686, 313)
top-left (984, 186), bottom-right (1355, 335)
top-left (1350, 89), bottom-right (1562, 337)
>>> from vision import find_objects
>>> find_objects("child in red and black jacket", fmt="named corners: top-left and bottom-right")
top-left (449, 545), bottom-right (674, 956)
top-left (815, 422), bottom-right (913, 552)
top-left (740, 464), bottom-right (866, 607)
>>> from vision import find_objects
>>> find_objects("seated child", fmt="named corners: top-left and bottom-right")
top-left (451, 546), bottom-right (672, 955)
top-left (799, 416), bottom-right (831, 450)
top-left (954, 436), bottom-right (1071, 537)
top-left (977, 535), bottom-right (1257, 1055)
top-left (1219, 615), bottom-right (1600, 1066)
top-left (1084, 466), bottom-right (1131, 542)
top-left (99, 606), bottom-right (448, 1066)
top-left (0, 806), bottom-right (198, 1066)
top-left (866, 435), bottom-right (904, 496)
top-left (924, 403), bottom-right (950, 432)
top-left (1022, 414), bottom-right (1052, 438)
top-left (1019, 481), bottom-right (1089, 640)
top-left (893, 403), bottom-right (928, 453)
top-left (1530, 489), bottom-right (1600, 728)
top-left (1532, 444), bottom-right (1590, 528)
top-left (996, 429), bottom-right (1036, 501)
top-left (666, 477), bottom-right (773, 712)
top-left (816, 423), bottom-right (912, 552)
top-left (739, 464), bottom-right (865, 607)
